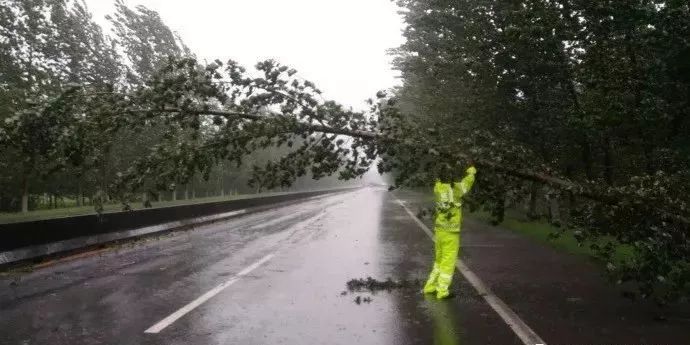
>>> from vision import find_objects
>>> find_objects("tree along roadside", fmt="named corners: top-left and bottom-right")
top-left (2, 56), bottom-right (688, 304)
top-left (390, 0), bottom-right (690, 304)
top-left (0, 190), bottom-right (297, 224)
top-left (1, 1), bottom-right (688, 304)
top-left (468, 210), bottom-right (634, 267)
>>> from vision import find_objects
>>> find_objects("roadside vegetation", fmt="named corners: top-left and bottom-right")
top-left (0, 0), bottom-right (358, 215)
top-left (1, 0), bottom-right (688, 303)
top-left (468, 210), bottom-right (634, 266)
top-left (0, 190), bottom-right (303, 224)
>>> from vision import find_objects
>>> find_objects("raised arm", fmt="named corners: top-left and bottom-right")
top-left (453, 166), bottom-right (476, 202)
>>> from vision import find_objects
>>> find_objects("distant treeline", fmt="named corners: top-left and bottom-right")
top-left (0, 0), bottom-right (357, 213)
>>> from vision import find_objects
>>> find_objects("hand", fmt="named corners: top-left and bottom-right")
top-left (466, 166), bottom-right (477, 175)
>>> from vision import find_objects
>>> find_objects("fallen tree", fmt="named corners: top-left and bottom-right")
top-left (1, 57), bottom-right (688, 303)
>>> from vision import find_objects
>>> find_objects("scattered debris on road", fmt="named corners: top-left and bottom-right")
top-left (354, 296), bottom-right (373, 305)
top-left (346, 276), bottom-right (421, 293)
top-left (343, 276), bottom-right (423, 305)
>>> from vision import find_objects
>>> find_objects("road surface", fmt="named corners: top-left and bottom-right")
top-left (1, 188), bottom-right (688, 344)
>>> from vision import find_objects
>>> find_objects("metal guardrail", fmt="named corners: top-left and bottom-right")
top-left (0, 188), bottom-right (355, 266)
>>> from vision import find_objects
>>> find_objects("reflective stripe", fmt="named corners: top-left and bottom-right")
top-left (436, 183), bottom-right (454, 204)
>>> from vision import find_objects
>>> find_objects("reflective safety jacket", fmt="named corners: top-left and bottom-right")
top-left (434, 166), bottom-right (477, 232)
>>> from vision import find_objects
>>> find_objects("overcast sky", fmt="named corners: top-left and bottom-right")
top-left (84, 0), bottom-right (406, 110)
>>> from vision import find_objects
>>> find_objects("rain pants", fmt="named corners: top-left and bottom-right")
top-left (423, 166), bottom-right (476, 299)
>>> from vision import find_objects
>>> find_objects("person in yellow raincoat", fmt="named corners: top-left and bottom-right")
top-left (423, 165), bottom-right (477, 299)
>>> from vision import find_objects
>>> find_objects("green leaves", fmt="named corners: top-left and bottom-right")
top-left (1, 0), bottom-right (688, 304)
top-left (392, 0), bottom-right (690, 303)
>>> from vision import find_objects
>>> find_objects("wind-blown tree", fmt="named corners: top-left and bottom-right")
top-left (1, 0), bottom-right (689, 303)
top-left (5, 45), bottom-right (689, 301)
top-left (0, 0), bottom-right (85, 213)
top-left (392, 0), bottom-right (690, 303)
top-left (49, 0), bottom-right (122, 206)
top-left (102, 0), bottom-right (200, 208)
top-left (0, 0), bottom-right (307, 212)
top-left (107, 0), bottom-right (190, 85)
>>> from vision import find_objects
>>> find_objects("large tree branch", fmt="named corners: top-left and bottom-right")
top-left (135, 107), bottom-right (688, 224)
top-left (130, 108), bottom-right (379, 139)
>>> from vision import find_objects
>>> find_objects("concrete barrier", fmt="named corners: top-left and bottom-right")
top-left (0, 189), bottom-right (353, 266)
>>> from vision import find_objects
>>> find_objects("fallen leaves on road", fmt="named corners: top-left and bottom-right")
top-left (343, 276), bottom-right (423, 305)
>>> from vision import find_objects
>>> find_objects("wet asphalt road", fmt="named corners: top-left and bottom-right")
top-left (0, 188), bottom-right (522, 345)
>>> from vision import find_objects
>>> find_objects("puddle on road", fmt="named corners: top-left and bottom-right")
top-left (342, 276), bottom-right (423, 305)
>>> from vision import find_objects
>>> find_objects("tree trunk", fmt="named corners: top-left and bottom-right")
top-left (528, 182), bottom-right (539, 220)
top-left (581, 140), bottom-right (594, 180)
top-left (559, 191), bottom-right (572, 225)
top-left (21, 175), bottom-right (29, 213)
top-left (490, 190), bottom-right (506, 225)
top-left (76, 184), bottom-right (83, 207)
top-left (548, 197), bottom-right (561, 227)
top-left (603, 137), bottom-right (614, 185)
top-left (184, 186), bottom-right (189, 200)
top-left (218, 162), bottom-right (224, 198)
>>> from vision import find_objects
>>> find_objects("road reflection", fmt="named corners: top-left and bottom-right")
top-left (425, 294), bottom-right (461, 345)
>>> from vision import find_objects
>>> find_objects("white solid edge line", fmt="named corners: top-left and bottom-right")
top-left (144, 253), bottom-right (275, 334)
top-left (396, 199), bottom-right (547, 345)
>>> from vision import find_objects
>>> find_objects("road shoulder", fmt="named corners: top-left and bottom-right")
top-left (396, 190), bottom-right (690, 345)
